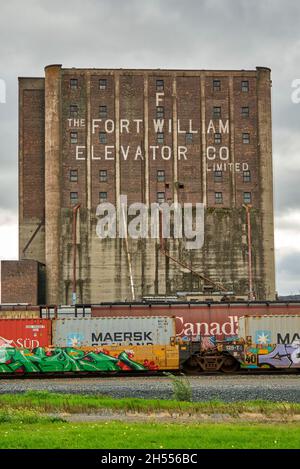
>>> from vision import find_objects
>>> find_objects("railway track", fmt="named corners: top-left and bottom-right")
top-left (0, 374), bottom-right (299, 402)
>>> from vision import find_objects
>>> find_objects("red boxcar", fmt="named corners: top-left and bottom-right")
top-left (0, 319), bottom-right (52, 348)
top-left (92, 302), bottom-right (300, 339)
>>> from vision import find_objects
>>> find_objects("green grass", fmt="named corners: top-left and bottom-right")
top-left (0, 392), bottom-right (299, 449)
top-left (0, 421), bottom-right (299, 449)
top-left (0, 391), bottom-right (299, 417)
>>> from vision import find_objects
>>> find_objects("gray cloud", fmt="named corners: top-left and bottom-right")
top-left (0, 0), bottom-right (299, 294)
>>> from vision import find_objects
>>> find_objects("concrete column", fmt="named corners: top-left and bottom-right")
top-left (229, 76), bottom-right (236, 207)
top-left (172, 75), bottom-right (178, 204)
top-left (200, 75), bottom-right (207, 206)
top-left (45, 64), bottom-right (62, 304)
top-left (86, 72), bottom-right (91, 211)
top-left (115, 73), bottom-right (121, 231)
top-left (144, 74), bottom-right (149, 207)
top-left (257, 67), bottom-right (276, 300)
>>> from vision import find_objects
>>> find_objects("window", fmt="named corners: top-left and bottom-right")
top-left (99, 191), bottom-right (107, 203)
top-left (69, 169), bottom-right (78, 182)
top-left (69, 105), bottom-right (78, 117)
top-left (156, 106), bottom-right (164, 118)
top-left (99, 79), bottom-right (107, 90)
top-left (70, 192), bottom-right (78, 205)
top-left (185, 133), bottom-right (193, 144)
top-left (156, 79), bottom-right (164, 91)
top-left (214, 133), bottom-right (221, 144)
top-left (241, 80), bottom-right (249, 92)
top-left (70, 78), bottom-right (78, 90)
top-left (241, 106), bottom-right (249, 117)
top-left (157, 192), bottom-right (165, 203)
top-left (213, 79), bottom-right (221, 91)
top-left (99, 105), bottom-right (107, 118)
top-left (215, 192), bottom-right (223, 204)
top-left (157, 132), bottom-right (164, 144)
top-left (213, 106), bottom-right (221, 118)
top-left (214, 170), bottom-right (223, 183)
top-left (242, 133), bottom-right (250, 144)
top-left (157, 170), bottom-right (165, 182)
top-left (99, 169), bottom-right (108, 182)
top-left (99, 132), bottom-right (107, 144)
top-left (243, 192), bottom-right (252, 204)
top-left (70, 131), bottom-right (78, 144)
top-left (243, 170), bottom-right (251, 182)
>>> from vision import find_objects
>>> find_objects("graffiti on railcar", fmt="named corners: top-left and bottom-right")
top-left (242, 340), bottom-right (300, 369)
top-left (0, 347), bottom-right (161, 373)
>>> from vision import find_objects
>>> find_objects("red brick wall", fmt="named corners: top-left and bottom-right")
top-left (1, 260), bottom-right (41, 304)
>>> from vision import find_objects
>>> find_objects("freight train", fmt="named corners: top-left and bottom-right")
top-left (0, 304), bottom-right (300, 375)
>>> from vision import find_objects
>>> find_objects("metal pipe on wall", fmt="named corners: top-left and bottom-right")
top-left (72, 204), bottom-right (81, 305)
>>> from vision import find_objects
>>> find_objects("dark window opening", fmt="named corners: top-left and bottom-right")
top-left (213, 106), bottom-right (221, 118)
top-left (99, 132), bottom-right (107, 144)
top-left (157, 170), bottom-right (165, 182)
top-left (99, 191), bottom-right (108, 202)
top-left (214, 170), bottom-right (223, 182)
top-left (156, 79), bottom-right (164, 91)
top-left (99, 170), bottom-right (108, 182)
top-left (241, 80), bottom-right (249, 92)
top-left (69, 169), bottom-right (78, 182)
top-left (242, 133), bottom-right (250, 144)
top-left (69, 105), bottom-right (78, 117)
top-left (243, 170), bottom-right (251, 182)
top-left (214, 133), bottom-right (221, 144)
top-left (215, 192), bottom-right (223, 204)
top-left (70, 131), bottom-right (78, 144)
top-left (70, 192), bottom-right (78, 205)
top-left (99, 79), bottom-right (107, 90)
top-left (99, 105), bottom-right (107, 118)
top-left (70, 78), bottom-right (78, 90)
top-left (157, 132), bottom-right (164, 144)
top-left (213, 79), bottom-right (221, 91)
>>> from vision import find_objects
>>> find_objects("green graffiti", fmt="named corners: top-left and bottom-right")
top-left (0, 347), bottom-right (148, 374)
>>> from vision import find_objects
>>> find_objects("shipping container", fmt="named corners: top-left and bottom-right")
top-left (52, 316), bottom-right (176, 347)
top-left (0, 319), bottom-right (52, 348)
top-left (91, 302), bottom-right (300, 339)
top-left (221, 315), bottom-right (300, 370)
top-left (238, 315), bottom-right (300, 344)
top-left (0, 305), bottom-right (40, 319)
top-left (0, 311), bottom-right (40, 319)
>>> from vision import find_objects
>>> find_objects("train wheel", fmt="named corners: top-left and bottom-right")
top-left (182, 356), bottom-right (202, 374)
top-left (220, 355), bottom-right (240, 373)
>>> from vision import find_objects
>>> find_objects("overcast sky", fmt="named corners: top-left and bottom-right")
top-left (0, 0), bottom-right (299, 295)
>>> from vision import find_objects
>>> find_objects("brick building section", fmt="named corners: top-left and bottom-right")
top-left (16, 66), bottom-right (275, 304)
top-left (0, 260), bottom-right (45, 305)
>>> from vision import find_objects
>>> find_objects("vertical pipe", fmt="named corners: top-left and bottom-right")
top-left (72, 204), bottom-right (80, 305)
top-left (244, 204), bottom-right (254, 301)
top-left (122, 205), bottom-right (135, 301)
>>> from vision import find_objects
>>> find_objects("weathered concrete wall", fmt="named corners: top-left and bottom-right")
top-left (58, 206), bottom-right (265, 304)
top-left (18, 78), bottom-right (45, 264)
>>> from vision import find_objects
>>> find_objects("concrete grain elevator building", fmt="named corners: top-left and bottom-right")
top-left (16, 65), bottom-right (275, 304)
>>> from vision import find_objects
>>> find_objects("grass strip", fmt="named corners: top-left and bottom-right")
top-left (0, 420), bottom-right (299, 449)
top-left (0, 391), bottom-right (299, 416)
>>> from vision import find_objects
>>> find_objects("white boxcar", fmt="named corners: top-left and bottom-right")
top-left (238, 315), bottom-right (300, 345)
top-left (52, 316), bottom-right (176, 347)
